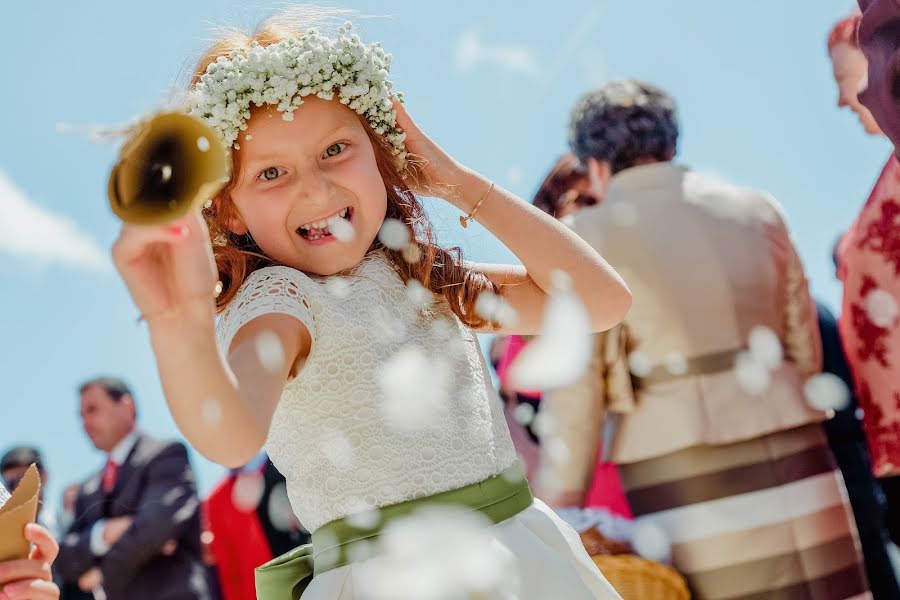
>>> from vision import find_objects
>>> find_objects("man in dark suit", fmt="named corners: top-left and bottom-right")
top-left (56, 377), bottom-right (211, 600)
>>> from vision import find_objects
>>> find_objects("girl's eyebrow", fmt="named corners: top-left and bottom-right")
top-left (241, 124), bottom-right (359, 169)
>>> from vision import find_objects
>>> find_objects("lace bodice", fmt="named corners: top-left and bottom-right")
top-left (216, 252), bottom-right (518, 531)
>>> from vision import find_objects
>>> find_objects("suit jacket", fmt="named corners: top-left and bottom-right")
top-left (857, 0), bottom-right (900, 156)
top-left (538, 163), bottom-right (825, 495)
top-left (56, 434), bottom-right (211, 600)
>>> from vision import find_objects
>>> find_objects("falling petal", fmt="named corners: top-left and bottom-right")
top-left (346, 506), bottom-right (382, 530)
top-left (378, 218), bottom-right (410, 250)
top-left (320, 432), bottom-right (354, 468)
top-left (513, 402), bottom-right (536, 426)
top-left (804, 373), bottom-right (851, 411)
top-left (474, 291), bottom-right (519, 328)
top-left (531, 412), bottom-right (555, 439)
top-left (748, 326), bottom-right (783, 370)
top-left (663, 352), bottom-right (687, 375)
top-left (324, 278), bottom-right (351, 299)
top-left (735, 351), bottom-right (770, 395)
top-left (255, 330), bottom-right (286, 373)
top-left (232, 471), bottom-right (265, 513)
top-left (160, 165), bottom-right (173, 183)
top-left (508, 273), bottom-right (591, 390)
top-left (865, 289), bottom-right (899, 328)
top-left (632, 520), bottom-right (671, 563)
top-left (401, 242), bottom-right (422, 264)
top-left (405, 280), bottom-right (434, 308)
top-left (329, 215), bottom-right (356, 241)
top-left (267, 482), bottom-right (297, 532)
top-left (628, 352), bottom-right (653, 378)
top-left (378, 345), bottom-right (450, 432)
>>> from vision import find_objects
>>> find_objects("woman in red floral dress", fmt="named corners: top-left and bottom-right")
top-left (832, 11), bottom-right (900, 543)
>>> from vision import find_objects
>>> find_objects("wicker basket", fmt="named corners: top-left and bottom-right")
top-left (592, 554), bottom-right (690, 600)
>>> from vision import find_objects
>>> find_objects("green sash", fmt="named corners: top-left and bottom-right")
top-left (255, 462), bottom-right (533, 599)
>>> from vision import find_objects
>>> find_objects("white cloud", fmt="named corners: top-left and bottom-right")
top-left (455, 30), bottom-right (540, 78)
top-left (0, 169), bottom-right (109, 271)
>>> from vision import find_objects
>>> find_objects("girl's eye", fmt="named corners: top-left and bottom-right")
top-left (258, 167), bottom-right (284, 182)
top-left (323, 142), bottom-right (348, 158)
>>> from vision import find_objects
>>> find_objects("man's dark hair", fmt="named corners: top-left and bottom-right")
top-left (79, 376), bottom-right (136, 417)
top-left (1, 446), bottom-right (44, 473)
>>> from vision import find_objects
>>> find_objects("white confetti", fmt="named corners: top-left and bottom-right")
top-left (474, 291), bottom-right (519, 328)
top-left (357, 506), bottom-right (519, 600)
top-left (232, 471), bottom-right (265, 513)
top-left (328, 214), bottom-right (356, 242)
top-left (545, 437), bottom-right (571, 463)
top-left (405, 280), bottom-right (434, 309)
top-left (627, 352), bottom-right (653, 378)
top-left (378, 218), bottom-right (411, 250)
top-left (160, 164), bottom-right (173, 183)
top-left (197, 136), bottom-right (211, 152)
top-left (320, 433), bottom-right (354, 468)
top-left (201, 399), bottom-right (222, 426)
top-left (531, 412), bottom-right (555, 439)
top-left (255, 330), bottom-right (286, 373)
top-left (345, 506), bottom-right (382, 530)
top-left (267, 482), bottom-right (297, 532)
top-left (513, 402), bottom-right (536, 426)
top-left (865, 289), bottom-right (899, 328)
top-left (663, 352), bottom-right (688, 376)
top-left (804, 373), bottom-right (851, 412)
top-left (632, 520), bottom-right (671, 564)
top-left (735, 351), bottom-right (771, 395)
top-left (324, 278), bottom-right (351, 299)
top-left (855, 407), bottom-right (865, 420)
top-left (748, 326), bottom-right (783, 370)
top-left (378, 346), bottom-right (451, 432)
top-left (508, 272), bottom-right (591, 390)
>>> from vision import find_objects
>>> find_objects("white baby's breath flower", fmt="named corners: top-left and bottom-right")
top-left (189, 23), bottom-right (407, 163)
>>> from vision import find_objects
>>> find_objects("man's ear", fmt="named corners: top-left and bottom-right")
top-left (586, 158), bottom-right (613, 200)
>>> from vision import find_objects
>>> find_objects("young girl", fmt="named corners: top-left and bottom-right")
top-left (113, 14), bottom-right (630, 600)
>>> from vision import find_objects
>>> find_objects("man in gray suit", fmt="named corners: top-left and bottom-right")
top-left (56, 377), bottom-right (211, 600)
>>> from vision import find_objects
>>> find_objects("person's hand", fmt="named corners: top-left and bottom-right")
top-left (112, 210), bottom-right (219, 326)
top-left (76, 568), bottom-right (102, 593)
top-left (392, 101), bottom-right (471, 206)
top-left (0, 524), bottom-right (60, 600)
top-left (102, 516), bottom-right (133, 547)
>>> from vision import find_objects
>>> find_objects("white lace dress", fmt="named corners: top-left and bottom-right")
top-left (216, 252), bottom-right (620, 600)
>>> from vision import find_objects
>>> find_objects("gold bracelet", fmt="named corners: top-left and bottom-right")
top-left (459, 182), bottom-right (495, 229)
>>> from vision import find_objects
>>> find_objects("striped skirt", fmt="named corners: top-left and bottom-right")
top-left (618, 424), bottom-right (870, 600)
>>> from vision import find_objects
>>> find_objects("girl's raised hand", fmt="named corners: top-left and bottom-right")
top-left (112, 210), bottom-right (219, 326)
top-left (393, 101), bottom-right (470, 202)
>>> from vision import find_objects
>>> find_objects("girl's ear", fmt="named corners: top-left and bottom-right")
top-left (218, 198), bottom-right (249, 235)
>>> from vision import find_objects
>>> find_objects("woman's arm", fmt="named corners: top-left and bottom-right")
top-left (394, 103), bottom-right (631, 335)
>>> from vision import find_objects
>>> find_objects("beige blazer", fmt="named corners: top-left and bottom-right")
top-left (538, 163), bottom-right (824, 496)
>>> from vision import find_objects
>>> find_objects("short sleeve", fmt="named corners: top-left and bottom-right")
top-left (215, 266), bottom-right (318, 355)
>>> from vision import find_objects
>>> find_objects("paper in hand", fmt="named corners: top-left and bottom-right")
top-left (0, 464), bottom-right (40, 561)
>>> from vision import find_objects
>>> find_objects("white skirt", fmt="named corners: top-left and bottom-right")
top-left (299, 499), bottom-right (622, 599)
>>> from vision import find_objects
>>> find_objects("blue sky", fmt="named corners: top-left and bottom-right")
top-left (1, 0), bottom-right (890, 507)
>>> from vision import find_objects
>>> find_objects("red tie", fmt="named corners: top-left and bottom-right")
top-left (102, 459), bottom-right (120, 494)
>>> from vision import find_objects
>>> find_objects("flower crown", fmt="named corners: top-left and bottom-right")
top-left (188, 22), bottom-right (407, 163)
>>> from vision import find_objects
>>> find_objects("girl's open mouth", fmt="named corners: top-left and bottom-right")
top-left (296, 207), bottom-right (353, 243)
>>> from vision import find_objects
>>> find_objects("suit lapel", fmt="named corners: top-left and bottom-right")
top-left (110, 433), bottom-right (144, 498)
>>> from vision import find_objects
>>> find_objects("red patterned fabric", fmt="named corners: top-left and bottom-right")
top-left (838, 156), bottom-right (900, 476)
